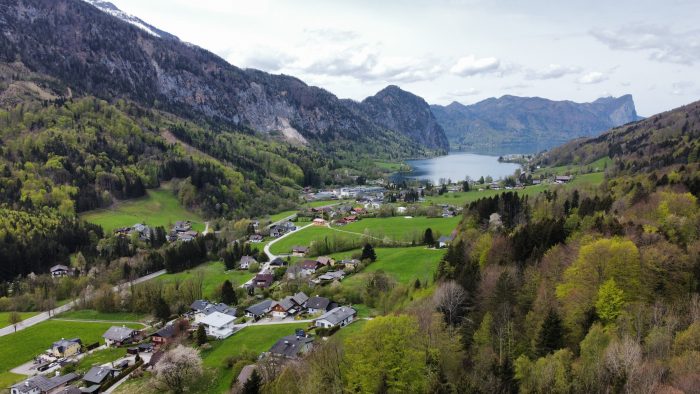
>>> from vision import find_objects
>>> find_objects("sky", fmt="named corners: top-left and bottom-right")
top-left (107, 0), bottom-right (700, 116)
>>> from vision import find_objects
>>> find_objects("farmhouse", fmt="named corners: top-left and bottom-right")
top-left (239, 255), bottom-right (257, 270)
top-left (102, 326), bottom-right (138, 347)
top-left (555, 175), bottom-right (573, 183)
top-left (245, 299), bottom-right (273, 320)
top-left (199, 311), bottom-right (236, 339)
top-left (84, 366), bottom-right (119, 386)
top-left (51, 338), bottom-right (81, 358)
top-left (267, 334), bottom-right (314, 359)
top-left (315, 271), bottom-right (345, 284)
top-left (254, 273), bottom-right (274, 288)
top-left (150, 324), bottom-right (176, 347)
top-left (292, 246), bottom-right (309, 257)
top-left (286, 264), bottom-right (307, 280)
top-left (314, 306), bottom-right (357, 329)
top-left (10, 373), bottom-right (79, 394)
top-left (312, 218), bottom-right (327, 226)
top-left (300, 260), bottom-right (322, 275)
top-left (340, 259), bottom-right (360, 270)
top-left (270, 297), bottom-right (297, 318)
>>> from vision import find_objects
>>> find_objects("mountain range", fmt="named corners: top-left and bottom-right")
top-left (431, 95), bottom-right (643, 152)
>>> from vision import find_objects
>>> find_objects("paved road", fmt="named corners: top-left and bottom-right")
top-left (0, 269), bottom-right (166, 337)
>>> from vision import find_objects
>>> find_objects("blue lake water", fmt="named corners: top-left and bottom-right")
top-left (400, 152), bottom-right (521, 184)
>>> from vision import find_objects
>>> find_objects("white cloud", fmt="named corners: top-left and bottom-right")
top-left (577, 71), bottom-right (607, 84)
top-left (450, 55), bottom-right (501, 76)
top-left (525, 64), bottom-right (580, 80)
top-left (591, 24), bottom-right (700, 65)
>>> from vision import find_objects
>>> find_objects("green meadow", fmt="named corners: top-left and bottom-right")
top-left (268, 226), bottom-right (361, 255)
top-left (56, 310), bottom-right (148, 323)
top-left (0, 311), bottom-right (39, 329)
top-left (80, 187), bottom-right (205, 232)
top-left (154, 261), bottom-right (255, 299)
top-left (341, 216), bottom-right (461, 241)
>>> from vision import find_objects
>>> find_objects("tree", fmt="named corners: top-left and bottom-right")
top-left (463, 181), bottom-right (470, 192)
top-left (434, 281), bottom-right (467, 326)
top-left (153, 345), bottom-right (203, 393)
top-left (595, 278), bottom-right (625, 325)
top-left (154, 296), bottom-right (171, 322)
top-left (536, 309), bottom-right (565, 357)
top-left (361, 243), bottom-right (376, 262)
top-left (424, 228), bottom-right (435, 246)
top-left (344, 315), bottom-right (428, 393)
top-left (8, 312), bottom-right (22, 333)
top-left (243, 369), bottom-right (262, 394)
top-left (195, 324), bottom-right (207, 346)
top-left (220, 280), bottom-right (237, 305)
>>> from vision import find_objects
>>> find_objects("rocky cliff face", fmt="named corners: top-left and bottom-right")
top-left (350, 85), bottom-right (449, 152)
top-left (0, 0), bottom-right (442, 156)
top-left (431, 95), bottom-right (642, 152)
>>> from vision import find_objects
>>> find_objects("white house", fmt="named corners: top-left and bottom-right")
top-left (314, 307), bottom-right (357, 329)
top-left (199, 311), bottom-right (236, 339)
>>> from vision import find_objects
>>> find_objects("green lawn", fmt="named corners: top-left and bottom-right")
top-left (268, 210), bottom-right (298, 223)
top-left (0, 320), bottom-right (141, 387)
top-left (56, 310), bottom-right (148, 322)
top-left (341, 216), bottom-right (461, 242)
top-left (155, 261), bottom-right (255, 299)
top-left (333, 319), bottom-right (368, 342)
top-left (373, 161), bottom-right (410, 172)
top-left (302, 200), bottom-right (346, 208)
top-left (202, 323), bottom-right (309, 393)
top-left (80, 186), bottom-right (205, 232)
top-left (332, 246), bottom-right (443, 291)
top-left (0, 311), bottom-right (39, 329)
top-left (269, 226), bottom-right (362, 255)
top-left (75, 347), bottom-right (127, 373)
top-left (423, 184), bottom-right (549, 206)
top-left (534, 156), bottom-right (612, 176)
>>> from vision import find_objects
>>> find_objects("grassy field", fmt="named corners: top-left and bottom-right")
top-left (75, 347), bottom-right (127, 373)
top-left (268, 226), bottom-right (362, 255)
top-left (56, 310), bottom-right (148, 322)
top-left (155, 261), bottom-right (255, 299)
top-left (373, 161), bottom-right (410, 172)
top-left (202, 323), bottom-right (309, 393)
top-left (0, 320), bottom-right (141, 387)
top-left (423, 184), bottom-right (549, 206)
top-left (341, 216), bottom-right (461, 241)
top-left (333, 319), bottom-right (367, 342)
top-left (534, 156), bottom-right (612, 176)
top-left (81, 187), bottom-right (205, 232)
top-left (332, 246), bottom-right (443, 291)
top-left (0, 311), bottom-right (39, 329)
top-left (268, 210), bottom-right (298, 223)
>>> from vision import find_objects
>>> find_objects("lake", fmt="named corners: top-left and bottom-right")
top-left (398, 152), bottom-right (521, 184)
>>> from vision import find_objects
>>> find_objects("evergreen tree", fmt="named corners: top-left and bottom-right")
top-left (361, 243), bottom-right (377, 262)
top-left (196, 323), bottom-right (208, 346)
top-left (462, 181), bottom-right (470, 192)
top-left (243, 369), bottom-right (262, 394)
top-left (154, 296), bottom-right (171, 323)
top-left (221, 280), bottom-right (237, 305)
top-left (536, 309), bottom-right (564, 357)
top-left (423, 228), bottom-right (435, 246)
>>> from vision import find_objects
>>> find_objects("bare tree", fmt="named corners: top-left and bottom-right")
top-left (433, 281), bottom-right (466, 326)
top-left (153, 345), bottom-right (203, 393)
top-left (605, 336), bottom-right (643, 394)
top-left (8, 312), bottom-right (22, 333)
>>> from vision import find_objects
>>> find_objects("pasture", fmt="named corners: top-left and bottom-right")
top-left (154, 261), bottom-right (255, 299)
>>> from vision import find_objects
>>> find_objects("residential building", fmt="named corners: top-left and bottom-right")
top-left (254, 273), bottom-right (274, 288)
top-left (316, 256), bottom-right (334, 267)
top-left (437, 235), bottom-right (455, 248)
top-left (300, 260), bottom-right (321, 276)
top-left (239, 255), bottom-right (257, 270)
top-left (292, 246), bottom-right (309, 257)
top-left (83, 366), bottom-right (119, 386)
top-left (314, 307), bottom-right (357, 329)
top-left (49, 265), bottom-right (71, 278)
top-left (312, 218), bottom-right (327, 226)
top-left (245, 299), bottom-right (273, 320)
top-left (10, 373), bottom-right (79, 394)
top-left (314, 271), bottom-right (345, 284)
top-left (150, 325), bottom-right (176, 347)
top-left (191, 301), bottom-right (237, 323)
top-left (269, 257), bottom-right (287, 267)
top-left (267, 334), bottom-right (314, 359)
top-left (51, 338), bottom-right (81, 358)
top-left (102, 326), bottom-right (138, 347)
top-left (199, 311), bottom-right (236, 339)
top-left (306, 296), bottom-right (333, 314)
top-left (286, 264), bottom-right (307, 280)
top-left (291, 292), bottom-right (309, 308)
top-left (270, 297), bottom-right (297, 318)
top-left (248, 234), bottom-right (264, 243)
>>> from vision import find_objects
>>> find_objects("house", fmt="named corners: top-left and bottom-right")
top-left (315, 271), bottom-right (345, 284)
top-left (190, 299), bottom-right (209, 313)
top-left (248, 234), bottom-right (264, 243)
top-left (10, 373), bottom-right (79, 394)
top-left (291, 292), bottom-right (309, 308)
top-left (267, 334), bottom-right (314, 359)
top-left (150, 324), bottom-right (176, 347)
top-left (177, 230), bottom-right (198, 242)
top-left (55, 386), bottom-right (81, 394)
top-left (270, 297), bottom-right (298, 318)
top-left (131, 223), bottom-right (151, 241)
top-left (286, 264), bottom-right (307, 280)
top-left (173, 221), bottom-right (192, 232)
top-left (300, 260), bottom-right (322, 275)
top-left (199, 311), bottom-right (236, 339)
top-left (49, 265), bottom-right (71, 278)
top-left (306, 296), bottom-right (333, 314)
top-left (254, 273), bottom-right (274, 288)
top-left (292, 246), bottom-right (309, 257)
top-left (269, 257), bottom-right (287, 268)
top-left (340, 259), bottom-right (360, 270)
top-left (102, 326), bottom-right (138, 347)
top-left (312, 218), bottom-right (327, 226)
top-left (316, 256), bottom-right (335, 267)
top-left (437, 235), bottom-right (455, 248)
top-left (314, 307), bottom-right (357, 329)
top-left (555, 175), bottom-right (573, 184)
top-left (239, 255), bottom-right (257, 270)
top-left (245, 299), bottom-right (273, 320)
top-left (51, 338), bottom-right (81, 358)
top-left (83, 366), bottom-right (119, 386)
top-left (192, 301), bottom-right (237, 323)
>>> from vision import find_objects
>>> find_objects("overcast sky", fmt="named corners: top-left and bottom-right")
top-left (108, 0), bottom-right (700, 116)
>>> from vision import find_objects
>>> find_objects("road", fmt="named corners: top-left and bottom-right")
top-left (0, 269), bottom-right (166, 337)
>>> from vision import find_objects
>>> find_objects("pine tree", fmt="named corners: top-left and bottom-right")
top-left (536, 309), bottom-right (564, 357)
top-left (196, 323), bottom-right (208, 346)
top-left (221, 280), bottom-right (237, 305)
top-left (154, 296), bottom-right (171, 323)
top-left (361, 243), bottom-right (377, 262)
top-left (242, 369), bottom-right (262, 394)
top-left (423, 228), bottom-right (435, 246)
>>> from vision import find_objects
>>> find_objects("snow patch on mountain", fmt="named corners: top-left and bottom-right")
top-left (82, 0), bottom-right (178, 40)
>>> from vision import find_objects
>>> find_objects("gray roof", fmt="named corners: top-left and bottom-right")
top-left (50, 264), bottom-right (70, 272)
top-left (240, 255), bottom-right (257, 265)
top-left (12, 373), bottom-right (79, 393)
top-left (306, 296), bottom-right (331, 310)
top-left (84, 366), bottom-right (117, 384)
top-left (245, 299), bottom-right (273, 316)
top-left (190, 299), bottom-right (209, 311)
top-left (102, 326), bottom-right (136, 342)
top-left (268, 335), bottom-right (314, 358)
top-left (205, 303), bottom-right (237, 317)
top-left (57, 386), bottom-right (82, 394)
top-left (315, 307), bottom-right (357, 326)
top-left (53, 338), bottom-right (81, 349)
top-left (318, 271), bottom-right (345, 281)
top-left (274, 297), bottom-right (296, 312)
top-left (437, 235), bottom-right (454, 243)
top-left (152, 324), bottom-right (176, 339)
top-left (291, 292), bottom-right (309, 306)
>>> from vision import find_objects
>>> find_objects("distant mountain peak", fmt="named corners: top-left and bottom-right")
top-left (82, 0), bottom-right (179, 40)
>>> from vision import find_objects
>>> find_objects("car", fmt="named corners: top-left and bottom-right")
top-left (37, 363), bottom-right (51, 372)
